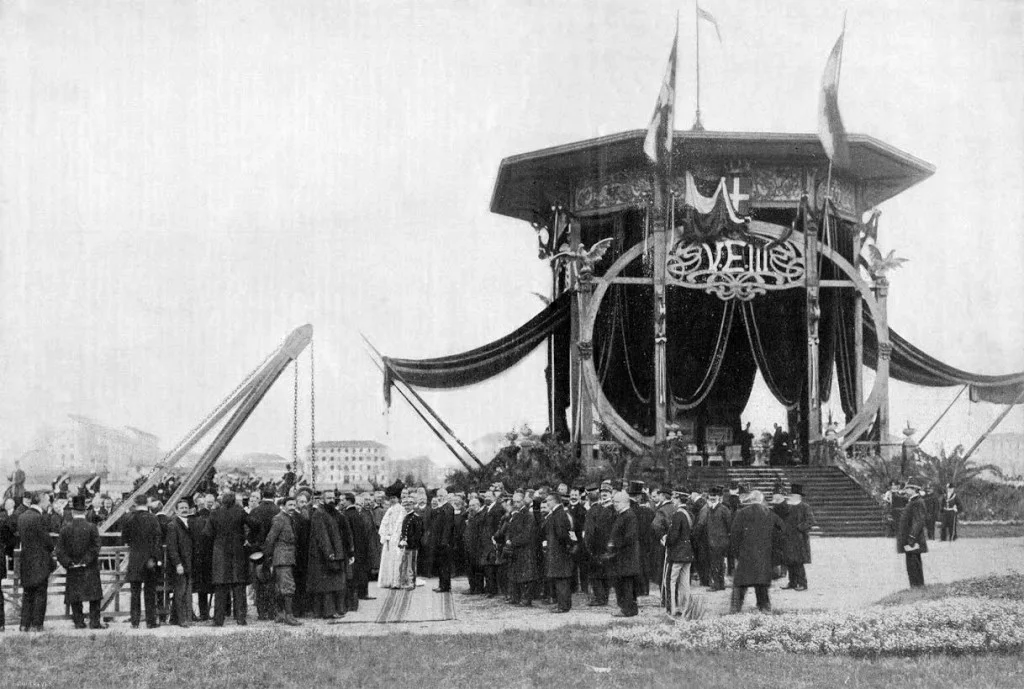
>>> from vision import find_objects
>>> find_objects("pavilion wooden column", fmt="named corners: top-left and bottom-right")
top-left (804, 203), bottom-right (822, 463)
top-left (852, 232), bottom-right (865, 414)
top-left (567, 219), bottom-right (596, 458)
top-left (873, 275), bottom-right (892, 452)
top-left (652, 184), bottom-right (669, 443)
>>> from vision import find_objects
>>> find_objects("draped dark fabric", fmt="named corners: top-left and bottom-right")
top-left (863, 319), bottom-right (1024, 404)
top-left (382, 293), bottom-right (571, 401)
top-left (741, 289), bottom-right (806, 409)
top-left (827, 219), bottom-right (861, 421)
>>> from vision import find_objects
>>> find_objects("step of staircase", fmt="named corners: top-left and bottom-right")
top-left (685, 465), bottom-right (887, 537)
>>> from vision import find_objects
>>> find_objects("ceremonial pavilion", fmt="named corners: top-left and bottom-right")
top-left (381, 129), bottom-right (1024, 474)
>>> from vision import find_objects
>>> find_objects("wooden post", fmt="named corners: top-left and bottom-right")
top-left (873, 275), bottom-right (891, 453)
top-left (652, 182), bottom-right (669, 443)
top-left (805, 202), bottom-right (822, 462)
top-left (568, 219), bottom-right (582, 444)
top-left (578, 277), bottom-right (596, 465)
top-left (852, 232), bottom-right (864, 415)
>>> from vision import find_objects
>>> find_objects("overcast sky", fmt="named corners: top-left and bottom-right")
top-left (1, 0), bottom-right (1021, 472)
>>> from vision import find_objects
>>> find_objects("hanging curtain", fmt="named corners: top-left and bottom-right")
top-left (863, 319), bottom-right (1024, 404)
top-left (740, 289), bottom-right (807, 409)
top-left (666, 288), bottom-right (735, 410)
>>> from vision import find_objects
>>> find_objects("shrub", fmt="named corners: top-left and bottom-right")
top-left (607, 597), bottom-right (1024, 657)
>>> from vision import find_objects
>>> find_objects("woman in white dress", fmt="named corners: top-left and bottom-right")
top-left (377, 483), bottom-right (406, 589)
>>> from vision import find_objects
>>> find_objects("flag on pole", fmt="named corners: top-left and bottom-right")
top-left (818, 27), bottom-right (850, 168)
top-left (643, 24), bottom-right (679, 167)
top-left (697, 5), bottom-right (723, 42)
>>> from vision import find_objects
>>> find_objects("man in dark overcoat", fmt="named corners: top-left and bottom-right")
top-left (729, 490), bottom-right (783, 613)
top-left (188, 493), bottom-right (214, 621)
top-left (584, 483), bottom-right (615, 607)
top-left (358, 493), bottom-right (381, 589)
top-left (246, 487), bottom-right (280, 621)
top-left (664, 491), bottom-right (695, 616)
top-left (897, 484), bottom-right (928, 587)
top-left (780, 484), bottom-right (815, 591)
top-left (504, 490), bottom-right (537, 606)
top-left (724, 483), bottom-right (742, 575)
top-left (307, 492), bottom-right (348, 618)
top-left (165, 498), bottom-right (195, 627)
top-left (17, 491), bottom-right (54, 631)
top-left (0, 497), bottom-right (17, 631)
top-left (56, 495), bottom-right (105, 629)
top-left (542, 493), bottom-right (574, 612)
top-left (205, 491), bottom-right (249, 626)
top-left (263, 496), bottom-right (301, 625)
top-left (628, 484), bottom-right (654, 594)
top-left (292, 490), bottom-right (312, 615)
top-left (567, 487), bottom-right (588, 595)
top-left (699, 486), bottom-right (732, 591)
top-left (122, 493), bottom-right (164, 628)
top-left (649, 486), bottom-right (676, 599)
top-left (342, 492), bottom-right (371, 611)
top-left (481, 490), bottom-right (505, 597)
top-left (605, 491), bottom-right (641, 617)
top-left (430, 488), bottom-right (456, 593)
top-left (462, 496), bottom-right (485, 594)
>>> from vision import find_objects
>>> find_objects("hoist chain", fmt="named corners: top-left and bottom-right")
top-left (310, 337), bottom-right (317, 492)
top-left (292, 358), bottom-right (299, 470)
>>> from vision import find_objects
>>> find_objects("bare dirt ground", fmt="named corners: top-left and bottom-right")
top-left (5, 536), bottom-right (1021, 639)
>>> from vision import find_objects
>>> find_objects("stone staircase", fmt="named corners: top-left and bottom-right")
top-left (685, 466), bottom-right (888, 537)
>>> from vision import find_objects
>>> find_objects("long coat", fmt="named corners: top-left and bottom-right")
top-left (482, 502), bottom-right (505, 565)
top-left (246, 500), bottom-right (280, 555)
top-left (359, 508), bottom-right (381, 571)
top-left (263, 510), bottom-right (297, 567)
top-left (543, 506), bottom-right (574, 579)
top-left (17, 508), bottom-right (54, 588)
top-left (121, 509), bottom-right (164, 583)
top-left (781, 501), bottom-right (815, 564)
top-left (165, 517), bottom-right (194, 576)
top-left (730, 503), bottom-right (783, 587)
top-left (463, 510), bottom-right (484, 566)
top-left (505, 507), bottom-right (538, 584)
top-left (431, 502), bottom-right (456, 555)
top-left (584, 502), bottom-right (615, 578)
top-left (188, 508), bottom-right (214, 591)
top-left (0, 508), bottom-right (16, 579)
top-left (649, 501), bottom-right (675, 575)
top-left (345, 506), bottom-right (371, 585)
top-left (632, 502), bottom-right (655, 584)
top-left (306, 506), bottom-right (346, 593)
top-left (699, 503), bottom-right (733, 553)
top-left (205, 504), bottom-right (249, 585)
top-left (897, 496), bottom-right (929, 555)
top-left (605, 508), bottom-right (641, 578)
top-left (56, 518), bottom-right (102, 602)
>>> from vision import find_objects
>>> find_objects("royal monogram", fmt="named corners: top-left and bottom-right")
top-left (666, 237), bottom-right (805, 301)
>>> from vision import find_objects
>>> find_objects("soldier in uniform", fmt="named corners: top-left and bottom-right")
top-left (263, 496), bottom-right (301, 625)
top-left (398, 495), bottom-right (423, 590)
top-left (56, 495), bottom-right (105, 629)
top-left (648, 486), bottom-right (676, 605)
top-left (940, 483), bottom-right (963, 542)
top-left (897, 484), bottom-right (928, 587)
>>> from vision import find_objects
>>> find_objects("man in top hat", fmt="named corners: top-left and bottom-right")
top-left (729, 490), bottom-right (783, 613)
top-left (56, 495), bottom-right (105, 629)
top-left (780, 484), bottom-right (815, 591)
top-left (626, 481), bottom-right (654, 595)
top-left (165, 498), bottom-right (195, 627)
top-left (697, 486), bottom-right (732, 591)
top-left (724, 483), bottom-right (742, 576)
top-left (897, 484), bottom-right (928, 587)
top-left (940, 483), bottom-right (963, 542)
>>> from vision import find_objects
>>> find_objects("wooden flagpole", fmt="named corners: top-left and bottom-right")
top-left (693, 4), bottom-right (703, 131)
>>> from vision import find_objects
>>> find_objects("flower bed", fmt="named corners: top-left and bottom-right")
top-left (607, 597), bottom-right (1024, 657)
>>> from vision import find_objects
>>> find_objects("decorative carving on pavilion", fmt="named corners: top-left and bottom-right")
top-left (572, 170), bottom-right (651, 213)
top-left (666, 235), bottom-right (806, 301)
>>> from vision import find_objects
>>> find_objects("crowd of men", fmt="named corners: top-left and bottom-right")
top-left (1, 472), bottom-right (828, 632)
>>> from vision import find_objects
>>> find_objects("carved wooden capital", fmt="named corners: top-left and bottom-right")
top-left (878, 342), bottom-right (893, 360)
top-left (577, 341), bottom-right (593, 359)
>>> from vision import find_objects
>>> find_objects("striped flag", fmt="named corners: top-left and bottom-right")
top-left (643, 24), bottom-right (679, 167)
top-left (818, 27), bottom-right (850, 168)
top-left (697, 5), bottom-right (723, 42)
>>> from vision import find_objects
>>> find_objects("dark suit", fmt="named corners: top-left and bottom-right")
top-left (343, 505), bottom-right (371, 610)
top-left (165, 517), bottom-right (194, 625)
top-left (431, 502), bottom-right (456, 592)
top-left (205, 504), bottom-right (249, 625)
top-left (544, 505), bottom-right (574, 612)
top-left (0, 508), bottom-right (15, 629)
top-left (56, 517), bottom-right (103, 628)
top-left (584, 502), bottom-right (615, 605)
top-left (462, 509), bottom-right (485, 593)
top-left (606, 508), bottom-right (641, 616)
top-left (729, 502), bottom-right (783, 613)
top-left (17, 507), bottom-right (53, 630)
top-left (122, 508), bottom-right (164, 627)
top-left (188, 508), bottom-right (213, 619)
top-left (481, 502), bottom-right (505, 595)
top-left (897, 495), bottom-right (928, 587)
top-left (246, 500), bottom-right (280, 620)
top-left (505, 506), bottom-right (538, 604)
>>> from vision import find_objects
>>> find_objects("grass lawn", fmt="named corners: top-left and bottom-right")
top-left (876, 572), bottom-right (1024, 606)
top-left (2, 626), bottom-right (1023, 689)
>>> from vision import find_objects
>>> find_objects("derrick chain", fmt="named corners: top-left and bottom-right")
top-left (310, 338), bottom-right (317, 491)
top-left (292, 359), bottom-right (299, 469)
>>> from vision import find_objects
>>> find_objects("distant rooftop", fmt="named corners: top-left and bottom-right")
top-left (311, 440), bottom-right (389, 449)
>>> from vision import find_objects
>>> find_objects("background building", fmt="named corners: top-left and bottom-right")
top-left (307, 440), bottom-right (389, 490)
top-left (384, 454), bottom-right (444, 487)
top-left (21, 415), bottom-right (161, 482)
